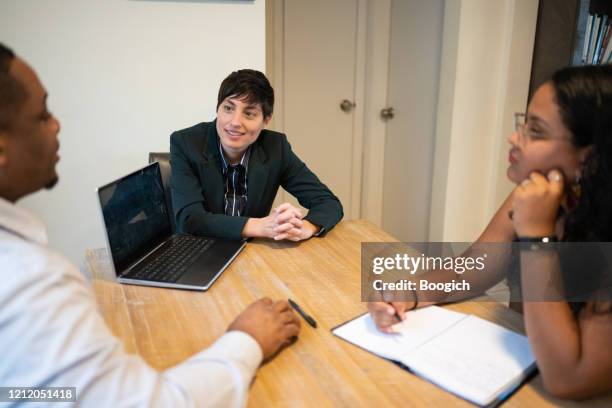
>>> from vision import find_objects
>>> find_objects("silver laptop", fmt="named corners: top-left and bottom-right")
top-left (97, 162), bottom-right (245, 290)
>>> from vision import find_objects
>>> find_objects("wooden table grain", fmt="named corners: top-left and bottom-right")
top-left (87, 220), bottom-right (611, 407)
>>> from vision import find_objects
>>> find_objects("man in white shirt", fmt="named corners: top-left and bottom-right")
top-left (0, 43), bottom-right (301, 407)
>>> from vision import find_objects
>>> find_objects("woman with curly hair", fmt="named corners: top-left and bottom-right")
top-left (369, 64), bottom-right (612, 399)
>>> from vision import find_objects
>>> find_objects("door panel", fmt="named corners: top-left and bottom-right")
top-left (281, 0), bottom-right (359, 216)
top-left (382, 0), bottom-right (444, 241)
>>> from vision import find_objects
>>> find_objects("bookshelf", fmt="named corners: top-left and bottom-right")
top-left (528, 0), bottom-right (611, 98)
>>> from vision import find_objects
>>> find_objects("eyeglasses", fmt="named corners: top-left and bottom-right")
top-left (513, 112), bottom-right (571, 144)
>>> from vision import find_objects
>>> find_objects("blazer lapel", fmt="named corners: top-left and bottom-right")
top-left (245, 142), bottom-right (269, 216)
top-left (200, 124), bottom-right (225, 213)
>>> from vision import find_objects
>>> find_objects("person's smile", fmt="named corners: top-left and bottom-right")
top-left (224, 128), bottom-right (245, 139)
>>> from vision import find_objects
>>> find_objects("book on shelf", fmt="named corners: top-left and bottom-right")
top-left (602, 24), bottom-right (612, 63)
top-left (582, 14), bottom-right (595, 64)
top-left (582, 13), bottom-right (611, 65)
top-left (587, 15), bottom-right (602, 64)
top-left (593, 15), bottom-right (609, 63)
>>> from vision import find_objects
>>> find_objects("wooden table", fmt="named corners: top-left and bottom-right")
top-left (87, 220), bottom-right (611, 407)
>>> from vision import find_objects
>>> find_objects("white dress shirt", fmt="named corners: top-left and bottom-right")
top-left (0, 197), bottom-right (263, 407)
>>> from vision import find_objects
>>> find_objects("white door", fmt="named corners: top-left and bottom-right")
top-left (381, 0), bottom-right (444, 242)
top-left (269, 0), bottom-right (364, 219)
top-left (269, 0), bottom-right (442, 241)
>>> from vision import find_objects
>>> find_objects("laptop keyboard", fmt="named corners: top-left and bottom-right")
top-left (126, 235), bottom-right (214, 283)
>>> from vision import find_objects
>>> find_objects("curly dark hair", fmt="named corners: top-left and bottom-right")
top-left (551, 65), bottom-right (612, 312)
top-left (552, 64), bottom-right (612, 242)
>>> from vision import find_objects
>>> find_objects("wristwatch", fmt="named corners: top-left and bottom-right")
top-left (517, 235), bottom-right (558, 251)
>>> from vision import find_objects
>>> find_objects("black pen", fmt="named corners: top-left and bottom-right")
top-left (288, 299), bottom-right (317, 328)
top-left (394, 311), bottom-right (403, 324)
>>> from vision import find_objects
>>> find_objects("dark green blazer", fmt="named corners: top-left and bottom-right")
top-left (170, 121), bottom-right (343, 240)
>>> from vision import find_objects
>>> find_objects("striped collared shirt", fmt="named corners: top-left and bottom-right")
top-left (219, 140), bottom-right (251, 216)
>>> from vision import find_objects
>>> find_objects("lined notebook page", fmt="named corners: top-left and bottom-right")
top-left (333, 306), bottom-right (536, 406)
top-left (401, 315), bottom-right (535, 406)
top-left (332, 306), bottom-right (466, 361)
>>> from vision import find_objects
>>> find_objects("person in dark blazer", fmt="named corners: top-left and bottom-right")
top-left (170, 69), bottom-right (343, 241)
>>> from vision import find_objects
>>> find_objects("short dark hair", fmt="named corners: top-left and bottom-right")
top-left (0, 43), bottom-right (27, 131)
top-left (216, 69), bottom-right (274, 119)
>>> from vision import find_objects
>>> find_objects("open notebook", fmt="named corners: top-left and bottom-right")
top-left (332, 306), bottom-right (536, 406)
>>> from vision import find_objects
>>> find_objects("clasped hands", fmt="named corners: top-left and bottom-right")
top-left (244, 202), bottom-right (320, 241)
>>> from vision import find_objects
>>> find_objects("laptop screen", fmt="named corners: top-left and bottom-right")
top-left (98, 163), bottom-right (172, 274)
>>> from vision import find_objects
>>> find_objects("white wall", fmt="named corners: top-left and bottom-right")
top-left (0, 0), bottom-right (266, 265)
top-left (429, 0), bottom-right (538, 242)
